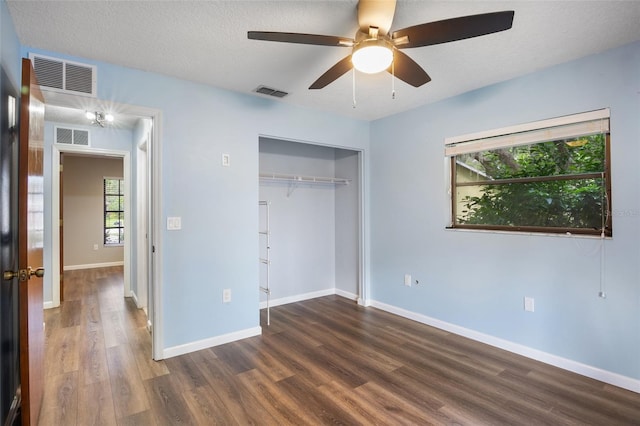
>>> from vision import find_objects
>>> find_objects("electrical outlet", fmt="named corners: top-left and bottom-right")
top-left (222, 153), bottom-right (230, 167)
top-left (404, 274), bottom-right (412, 287)
top-left (223, 288), bottom-right (231, 303)
top-left (93, 244), bottom-right (98, 251)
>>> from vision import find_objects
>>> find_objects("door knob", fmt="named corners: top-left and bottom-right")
top-left (30, 267), bottom-right (45, 278)
top-left (3, 267), bottom-right (45, 281)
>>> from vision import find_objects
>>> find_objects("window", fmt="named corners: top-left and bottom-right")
top-left (446, 109), bottom-right (611, 236)
top-left (104, 178), bottom-right (124, 245)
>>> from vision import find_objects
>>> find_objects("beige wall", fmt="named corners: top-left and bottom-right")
top-left (63, 155), bottom-right (124, 268)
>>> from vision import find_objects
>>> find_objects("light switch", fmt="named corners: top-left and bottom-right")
top-left (524, 297), bottom-right (535, 312)
top-left (167, 216), bottom-right (182, 230)
top-left (222, 154), bottom-right (230, 167)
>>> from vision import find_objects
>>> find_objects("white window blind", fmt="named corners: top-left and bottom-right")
top-left (445, 109), bottom-right (610, 157)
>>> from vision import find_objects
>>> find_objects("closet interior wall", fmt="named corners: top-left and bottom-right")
top-left (258, 137), bottom-right (359, 308)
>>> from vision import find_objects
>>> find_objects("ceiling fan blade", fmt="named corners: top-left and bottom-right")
top-left (357, 0), bottom-right (397, 36)
top-left (309, 56), bottom-right (353, 89)
top-left (248, 31), bottom-right (353, 47)
top-left (388, 50), bottom-right (431, 87)
top-left (392, 11), bottom-right (515, 49)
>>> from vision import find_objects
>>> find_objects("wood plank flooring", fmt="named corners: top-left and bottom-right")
top-left (40, 267), bottom-right (640, 425)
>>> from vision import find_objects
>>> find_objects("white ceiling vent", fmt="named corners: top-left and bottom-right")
top-left (30, 54), bottom-right (96, 97)
top-left (55, 127), bottom-right (90, 146)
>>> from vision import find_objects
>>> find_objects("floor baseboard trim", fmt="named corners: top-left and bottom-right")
top-left (130, 291), bottom-right (140, 309)
top-left (259, 287), bottom-right (359, 309)
top-left (335, 288), bottom-right (358, 301)
top-left (370, 300), bottom-right (640, 394)
top-left (63, 261), bottom-right (124, 271)
top-left (162, 326), bottom-right (262, 359)
top-left (260, 288), bottom-right (335, 309)
top-left (43, 301), bottom-right (57, 309)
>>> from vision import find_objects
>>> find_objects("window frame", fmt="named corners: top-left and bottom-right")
top-left (446, 109), bottom-right (612, 237)
top-left (104, 177), bottom-right (125, 245)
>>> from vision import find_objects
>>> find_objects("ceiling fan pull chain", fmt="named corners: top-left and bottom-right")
top-left (352, 68), bottom-right (357, 108)
top-left (391, 52), bottom-right (396, 100)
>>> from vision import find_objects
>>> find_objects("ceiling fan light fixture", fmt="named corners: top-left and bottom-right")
top-left (352, 38), bottom-right (393, 74)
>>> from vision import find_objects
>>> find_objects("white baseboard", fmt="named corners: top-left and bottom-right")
top-left (259, 287), bottom-right (359, 309)
top-left (63, 261), bottom-right (124, 271)
top-left (130, 290), bottom-right (140, 308)
top-left (43, 301), bottom-right (58, 310)
top-left (335, 288), bottom-right (358, 301)
top-left (370, 300), bottom-right (640, 394)
top-left (163, 326), bottom-right (262, 359)
top-left (260, 288), bottom-right (335, 309)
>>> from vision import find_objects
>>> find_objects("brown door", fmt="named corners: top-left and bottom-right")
top-left (0, 65), bottom-right (21, 425)
top-left (18, 57), bottom-right (45, 425)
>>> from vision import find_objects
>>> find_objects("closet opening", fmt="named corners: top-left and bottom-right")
top-left (258, 137), bottom-right (362, 324)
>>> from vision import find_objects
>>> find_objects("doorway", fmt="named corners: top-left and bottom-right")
top-left (42, 97), bottom-right (163, 360)
top-left (60, 153), bottom-right (125, 293)
top-left (258, 136), bottom-right (365, 318)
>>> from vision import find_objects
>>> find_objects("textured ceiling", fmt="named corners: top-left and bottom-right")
top-left (6, 1), bottom-right (640, 122)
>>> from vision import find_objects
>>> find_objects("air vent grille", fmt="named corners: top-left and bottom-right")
top-left (254, 85), bottom-right (289, 98)
top-left (33, 57), bottom-right (64, 89)
top-left (55, 127), bottom-right (90, 146)
top-left (30, 54), bottom-right (96, 97)
top-left (65, 63), bottom-right (94, 94)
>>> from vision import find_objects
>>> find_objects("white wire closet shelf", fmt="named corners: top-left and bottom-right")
top-left (259, 172), bottom-right (351, 185)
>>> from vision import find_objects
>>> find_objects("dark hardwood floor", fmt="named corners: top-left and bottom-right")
top-left (40, 267), bottom-right (640, 425)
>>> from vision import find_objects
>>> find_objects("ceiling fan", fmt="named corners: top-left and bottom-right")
top-left (248, 0), bottom-right (514, 90)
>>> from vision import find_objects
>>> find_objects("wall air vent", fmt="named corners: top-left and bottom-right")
top-left (254, 85), bottom-right (288, 98)
top-left (30, 54), bottom-right (96, 97)
top-left (55, 127), bottom-right (90, 146)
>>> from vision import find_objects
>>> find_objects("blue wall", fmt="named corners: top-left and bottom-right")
top-left (369, 41), bottom-right (640, 380)
top-left (22, 47), bottom-right (370, 351)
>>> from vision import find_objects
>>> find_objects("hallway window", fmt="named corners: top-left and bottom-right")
top-left (104, 178), bottom-right (124, 245)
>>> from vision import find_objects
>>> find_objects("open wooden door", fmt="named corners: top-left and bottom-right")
top-left (0, 65), bottom-right (21, 425)
top-left (18, 57), bottom-right (45, 425)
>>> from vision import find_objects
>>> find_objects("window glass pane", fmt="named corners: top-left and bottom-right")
top-left (104, 178), bottom-right (120, 194)
top-left (105, 228), bottom-right (119, 244)
top-left (105, 195), bottom-right (120, 211)
top-left (456, 135), bottom-right (605, 181)
top-left (456, 178), bottom-right (605, 229)
top-left (105, 212), bottom-right (120, 227)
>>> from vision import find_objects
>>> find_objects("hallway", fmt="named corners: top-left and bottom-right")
top-left (40, 267), bottom-right (166, 425)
